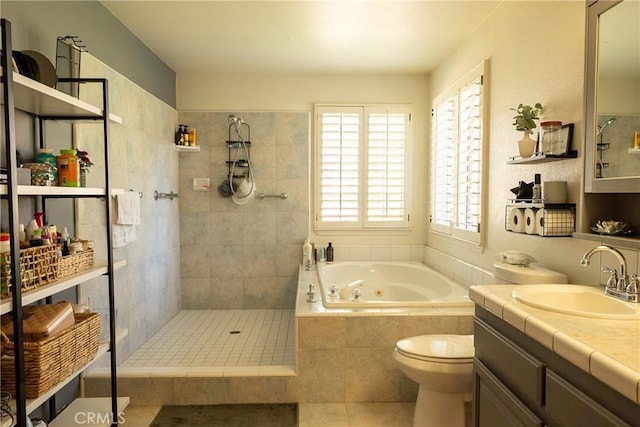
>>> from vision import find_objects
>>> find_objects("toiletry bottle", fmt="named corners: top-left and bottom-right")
top-left (326, 242), bottom-right (334, 263)
top-left (61, 227), bottom-right (70, 256)
top-left (303, 240), bottom-right (312, 265)
top-left (183, 125), bottom-right (190, 146)
top-left (189, 127), bottom-right (197, 146)
top-left (532, 174), bottom-right (541, 202)
top-left (176, 125), bottom-right (184, 145)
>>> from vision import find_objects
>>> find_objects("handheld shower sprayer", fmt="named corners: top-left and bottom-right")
top-left (228, 115), bottom-right (243, 126)
top-left (596, 117), bottom-right (616, 137)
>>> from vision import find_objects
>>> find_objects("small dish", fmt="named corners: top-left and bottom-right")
top-left (590, 227), bottom-right (633, 236)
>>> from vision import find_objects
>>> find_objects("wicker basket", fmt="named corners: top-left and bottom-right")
top-left (0, 312), bottom-right (100, 398)
top-left (57, 248), bottom-right (94, 279)
top-left (0, 246), bottom-right (58, 299)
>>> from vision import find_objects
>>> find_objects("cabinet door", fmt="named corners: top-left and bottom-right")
top-left (474, 319), bottom-right (545, 408)
top-left (474, 360), bottom-right (544, 427)
top-left (546, 370), bottom-right (629, 427)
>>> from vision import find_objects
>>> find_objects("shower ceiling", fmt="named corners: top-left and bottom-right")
top-left (100, 0), bottom-right (501, 74)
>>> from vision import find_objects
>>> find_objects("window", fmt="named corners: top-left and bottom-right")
top-left (430, 61), bottom-right (487, 245)
top-left (314, 105), bottom-right (411, 230)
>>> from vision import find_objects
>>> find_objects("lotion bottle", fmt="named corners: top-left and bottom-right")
top-left (302, 240), bottom-right (312, 265)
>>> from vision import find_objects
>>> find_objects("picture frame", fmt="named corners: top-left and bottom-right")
top-left (540, 123), bottom-right (573, 155)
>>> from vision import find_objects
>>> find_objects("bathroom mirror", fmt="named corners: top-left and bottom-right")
top-left (584, 0), bottom-right (640, 193)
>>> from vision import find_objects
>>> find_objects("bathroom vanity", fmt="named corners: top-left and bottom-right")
top-left (470, 285), bottom-right (639, 427)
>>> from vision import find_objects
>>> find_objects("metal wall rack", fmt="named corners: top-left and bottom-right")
top-left (1, 19), bottom-right (124, 426)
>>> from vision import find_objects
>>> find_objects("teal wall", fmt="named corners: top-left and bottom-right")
top-left (1, 1), bottom-right (176, 107)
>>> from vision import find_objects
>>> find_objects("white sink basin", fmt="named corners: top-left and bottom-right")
top-left (512, 285), bottom-right (640, 319)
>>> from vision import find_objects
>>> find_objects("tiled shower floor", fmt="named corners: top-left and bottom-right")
top-left (118, 310), bottom-right (295, 376)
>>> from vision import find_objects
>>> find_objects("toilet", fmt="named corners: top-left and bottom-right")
top-left (394, 260), bottom-right (567, 427)
top-left (393, 334), bottom-right (474, 427)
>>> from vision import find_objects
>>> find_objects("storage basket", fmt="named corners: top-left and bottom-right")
top-left (0, 245), bottom-right (58, 299)
top-left (0, 312), bottom-right (100, 398)
top-left (57, 248), bottom-right (94, 279)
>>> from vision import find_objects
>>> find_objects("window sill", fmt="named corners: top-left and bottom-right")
top-left (428, 230), bottom-right (485, 254)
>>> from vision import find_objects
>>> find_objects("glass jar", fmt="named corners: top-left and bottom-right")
top-left (539, 121), bottom-right (563, 154)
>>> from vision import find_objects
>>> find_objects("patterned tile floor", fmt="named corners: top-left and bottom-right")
top-left (122, 310), bottom-right (295, 368)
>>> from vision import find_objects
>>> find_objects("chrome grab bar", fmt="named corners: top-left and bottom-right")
top-left (257, 192), bottom-right (288, 200)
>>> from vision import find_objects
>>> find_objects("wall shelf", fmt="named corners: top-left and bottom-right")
top-left (172, 144), bottom-right (200, 152)
top-left (573, 232), bottom-right (640, 250)
top-left (507, 150), bottom-right (578, 164)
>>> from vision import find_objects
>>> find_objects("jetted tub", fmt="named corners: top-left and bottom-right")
top-left (316, 261), bottom-right (472, 308)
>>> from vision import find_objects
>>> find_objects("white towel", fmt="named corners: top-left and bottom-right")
top-left (113, 192), bottom-right (141, 247)
top-left (113, 224), bottom-right (136, 248)
top-left (116, 192), bottom-right (141, 225)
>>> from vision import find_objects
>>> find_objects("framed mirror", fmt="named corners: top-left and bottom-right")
top-left (584, 0), bottom-right (640, 193)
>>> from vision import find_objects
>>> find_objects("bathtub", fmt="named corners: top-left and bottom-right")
top-left (316, 261), bottom-right (472, 308)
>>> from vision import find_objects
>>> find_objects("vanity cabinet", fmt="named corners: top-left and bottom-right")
top-left (473, 307), bottom-right (637, 427)
top-left (1, 19), bottom-right (126, 426)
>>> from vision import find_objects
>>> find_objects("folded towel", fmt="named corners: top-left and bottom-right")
top-left (116, 192), bottom-right (141, 225)
top-left (113, 224), bottom-right (136, 248)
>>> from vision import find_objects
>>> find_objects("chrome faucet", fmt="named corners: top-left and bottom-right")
top-left (339, 280), bottom-right (365, 299)
top-left (580, 245), bottom-right (637, 303)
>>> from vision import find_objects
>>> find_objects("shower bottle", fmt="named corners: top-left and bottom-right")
top-left (326, 242), bottom-right (334, 263)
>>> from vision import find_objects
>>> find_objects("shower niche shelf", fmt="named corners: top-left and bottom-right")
top-left (173, 144), bottom-right (200, 152)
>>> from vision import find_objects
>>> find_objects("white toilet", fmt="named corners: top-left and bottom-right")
top-left (393, 334), bottom-right (474, 427)
top-left (394, 260), bottom-right (567, 427)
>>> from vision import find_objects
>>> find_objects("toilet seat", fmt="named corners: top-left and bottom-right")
top-left (396, 334), bottom-right (474, 364)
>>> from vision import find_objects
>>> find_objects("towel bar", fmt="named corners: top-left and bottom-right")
top-left (257, 192), bottom-right (288, 200)
top-left (154, 190), bottom-right (179, 200)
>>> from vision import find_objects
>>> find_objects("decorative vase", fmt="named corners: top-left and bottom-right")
top-left (80, 168), bottom-right (87, 187)
top-left (517, 132), bottom-right (537, 157)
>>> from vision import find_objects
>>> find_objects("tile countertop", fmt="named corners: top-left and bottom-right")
top-left (469, 285), bottom-right (640, 405)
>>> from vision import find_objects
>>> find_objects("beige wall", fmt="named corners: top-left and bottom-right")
top-left (427, 1), bottom-right (639, 283)
top-left (176, 1), bottom-right (639, 287)
top-left (177, 73), bottom-right (430, 247)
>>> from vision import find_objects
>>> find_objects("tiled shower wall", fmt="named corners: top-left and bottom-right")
top-left (178, 112), bottom-right (310, 309)
top-left (75, 54), bottom-right (181, 364)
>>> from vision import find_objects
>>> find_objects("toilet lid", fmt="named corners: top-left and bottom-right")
top-left (396, 334), bottom-right (474, 363)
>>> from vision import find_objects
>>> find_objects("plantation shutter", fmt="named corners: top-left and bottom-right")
top-left (430, 95), bottom-right (457, 234)
top-left (365, 107), bottom-right (410, 227)
top-left (315, 105), bottom-right (411, 230)
top-left (455, 75), bottom-right (483, 240)
top-left (430, 61), bottom-right (487, 245)
top-left (318, 107), bottom-right (361, 225)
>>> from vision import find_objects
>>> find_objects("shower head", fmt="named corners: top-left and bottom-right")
top-left (597, 117), bottom-right (616, 136)
top-left (228, 115), bottom-right (243, 125)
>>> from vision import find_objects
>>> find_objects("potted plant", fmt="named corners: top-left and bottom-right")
top-left (76, 150), bottom-right (93, 187)
top-left (511, 103), bottom-right (543, 157)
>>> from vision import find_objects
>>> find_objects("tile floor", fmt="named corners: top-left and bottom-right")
top-left (120, 403), bottom-right (416, 427)
top-left (122, 310), bottom-right (295, 369)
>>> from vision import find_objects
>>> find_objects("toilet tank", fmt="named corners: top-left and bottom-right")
top-left (493, 261), bottom-right (568, 285)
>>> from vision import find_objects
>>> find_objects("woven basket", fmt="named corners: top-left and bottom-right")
top-left (0, 246), bottom-right (58, 299)
top-left (57, 248), bottom-right (94, 280)
top-left (0, 312), bottom-right (100, 398)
